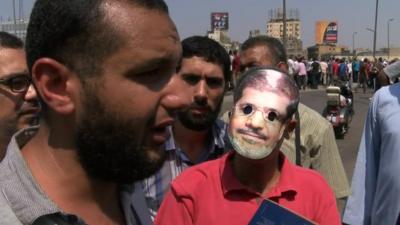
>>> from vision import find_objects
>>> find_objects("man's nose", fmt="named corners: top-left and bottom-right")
top-left (24, 84), bottom-right (37, 102)
top-left (161, 74), bottom-right (190, 112)
top-left (194, 80), bottom-right (207, 104)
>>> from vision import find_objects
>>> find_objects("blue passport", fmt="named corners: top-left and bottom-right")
top-left (249, 199), bottom-right (316, 225)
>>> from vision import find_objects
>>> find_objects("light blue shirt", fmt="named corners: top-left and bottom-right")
top-left (343, 83), bottom-right (400, 225)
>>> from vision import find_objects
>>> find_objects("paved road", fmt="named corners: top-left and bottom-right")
top-left (221, 86), bottom-right (374, 182)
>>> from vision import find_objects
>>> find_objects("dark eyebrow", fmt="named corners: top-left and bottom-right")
top-left (0, 71), bottom-right (30, 80)
top-left (124, 57), bottom-right (172, 77)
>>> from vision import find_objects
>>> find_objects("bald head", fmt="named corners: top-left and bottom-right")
top-left (234, 67), bottom-right (299, 120)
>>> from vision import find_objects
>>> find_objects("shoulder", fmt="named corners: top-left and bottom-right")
top-left (170, 155), bottom-right (224, 196)
top-left (298, 103), bottom-right (330, 129)
top-left (288, 163), bottom-right (335, 197)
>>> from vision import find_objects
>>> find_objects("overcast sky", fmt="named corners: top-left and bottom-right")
top-left (1, 0), bottom-right (399, 49)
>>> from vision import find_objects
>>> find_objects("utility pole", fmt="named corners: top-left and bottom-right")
top-left (12, 0), bottom-right (17, 35)
top-left (387, 18), bottom-right (394, 60)
top-left (352, 32), bottom-right (357, 57)
top-left (282, 0), bottom-right (287, 50)
top-left (372, 0), bottom-right (379, 61)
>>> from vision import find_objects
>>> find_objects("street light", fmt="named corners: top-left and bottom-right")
top-left (366, 28), bottom-right (375, 58)
top-left (372, 0), bottom-right (379, 61)
top-left (282, 0), bottom-right (287, 50)
top-left (387, 18), bottom-right (394, 60)
top-left (352, 32), bottom-right (357, 57)
top-left (12, 0), bottom-right (17, 35)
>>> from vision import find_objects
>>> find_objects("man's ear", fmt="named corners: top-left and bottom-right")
top-left (276, 61), bottom-right (289, 74)
top-left (31, 58), bottom-right (78, 115)
top-left (283, 119), bottom-right (297, 139)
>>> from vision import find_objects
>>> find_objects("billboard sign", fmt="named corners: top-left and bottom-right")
top-left (211, 12), bottom-right (229, 30)
top-left (315, 21), bottom-right (338, 44)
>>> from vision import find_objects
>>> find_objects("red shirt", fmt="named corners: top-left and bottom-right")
top-left (155, 152), bottom-right (340, 225)
top-left (332, 62), bottom-right (339, 76)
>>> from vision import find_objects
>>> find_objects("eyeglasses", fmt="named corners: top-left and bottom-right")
top-left (234, 103), bottom-right (285, 123)
top-left (0, 74), bottom-right (31, 93)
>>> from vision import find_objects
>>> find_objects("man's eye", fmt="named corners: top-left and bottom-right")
top-left (182, 75), bottom-right (200, 85)
top-left (242, 105), bottom-right (253, 115)
top-left (267, 111), bottom-right (278, 121)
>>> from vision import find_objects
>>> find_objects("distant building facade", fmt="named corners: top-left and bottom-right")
top-left (249, 29), bottom-right (261, 38)
top-left (307, 44), bottom-right (350, 60)
top-left (0, 19), bottom-right (28, 41)
top-left (266, 8), bottom-right (303, 57)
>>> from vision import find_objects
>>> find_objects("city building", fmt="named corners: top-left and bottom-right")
top-left (266, 8), bottom-right (303, 57)
top-left (0, 19), bottom-right (28, 41)
top-left (207, 29), bottom-right (232, 50)
top-left (249, 29), bottom-right (261, 38)
top-left (307, 44), bottom-right (350, 60)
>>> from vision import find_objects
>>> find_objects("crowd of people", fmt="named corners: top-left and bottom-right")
top-left (0, 0), bottom-right (399, 225)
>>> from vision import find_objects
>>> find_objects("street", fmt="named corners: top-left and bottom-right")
top-left (221, 86), bottom-right (374, 183)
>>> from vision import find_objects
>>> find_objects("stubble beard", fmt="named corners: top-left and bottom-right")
top-left (75, 88), bottom-right (166, 184)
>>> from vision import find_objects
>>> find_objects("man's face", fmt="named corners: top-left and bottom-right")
top-left (0, 48), bottom-right (39, 144)
top-left (75, 5), bottom-right (185, 184)
top-left (177, 56), bottom-right (225, 131)
top-left (240, 45), bottom-right (274, 72)
top-left (229, 87), bottom-right (289, 159)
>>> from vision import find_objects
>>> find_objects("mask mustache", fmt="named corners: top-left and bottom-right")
top-left (237, 128), bottom-right (267, 140)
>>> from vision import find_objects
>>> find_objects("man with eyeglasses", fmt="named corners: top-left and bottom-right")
top-left (155, 67), bottom-right (340, 225)
top-left (0, 31), bottom-right (39, 160)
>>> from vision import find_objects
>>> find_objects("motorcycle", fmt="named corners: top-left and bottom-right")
top-left (322, 81), bottom-right (354, 138)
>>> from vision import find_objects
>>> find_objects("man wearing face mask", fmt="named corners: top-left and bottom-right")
top-left (155, 68), bottom-right (340, 225)
top-left (224, 36), bottom-right (350, 203)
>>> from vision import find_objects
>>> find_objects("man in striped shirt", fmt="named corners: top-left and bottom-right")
top-left (141, 36), bottom-right (231, 219)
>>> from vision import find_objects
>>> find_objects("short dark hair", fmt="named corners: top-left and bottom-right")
top-left (241, 36), bottom-right (287, 65)
top-left (234, 67), bottom-right (299, 120)
top-left (180, 36), bottom-right (231, 85)
top-left (25, 0), bottom-right (169, 77)
top-left (0, 31), bottom-right (24, 49)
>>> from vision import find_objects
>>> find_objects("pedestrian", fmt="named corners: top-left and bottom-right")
top-left (377, 60), bottom-right (400, 86)
top-left (358, 58), bottom-right (369, 93)
top-left (0, 31), bottom-right (39, 160)
top-left (352, 58), bottom-right (360, 85)
top-left (141, 36), bottom-right (231, 220)
top-left (0, 0), bottom-right (189, 224)
top-left (155, 68), bottom-right (341, 225)
top-left (320, 58), bottom-right (328, 86)
top-left (342, 63), bottom-right (400, 224)
top-left (297, 56), bottom-right (307, 90)
top-left (310, 59), bottom-right (321, 89)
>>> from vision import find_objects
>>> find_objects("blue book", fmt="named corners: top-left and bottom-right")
top-left (249, 199), bottom-right (316, 225)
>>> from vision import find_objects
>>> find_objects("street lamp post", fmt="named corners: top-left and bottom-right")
top-left (352, 32), bottom-right (357, 57)
top-left (12, 0), bottom-right (17, 35)
top-left (282, 0), bottom-right (287, 50)
top-left (372, 0), bottom-right (379, 61)
top-left (366, 28), bottom-right (375, 59)
top-left (387, 18), bottom-right (394, 60)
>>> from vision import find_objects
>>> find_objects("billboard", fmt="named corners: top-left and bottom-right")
top-left (211, 12), bottom-right (229, 30)
top-left (315, 21), bottom-right (338, 44)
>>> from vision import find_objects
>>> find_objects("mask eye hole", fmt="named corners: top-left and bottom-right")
top-left (242, 104), bottom-right (253, 115)
top-left (267, 111), bottom-right (278, 122)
